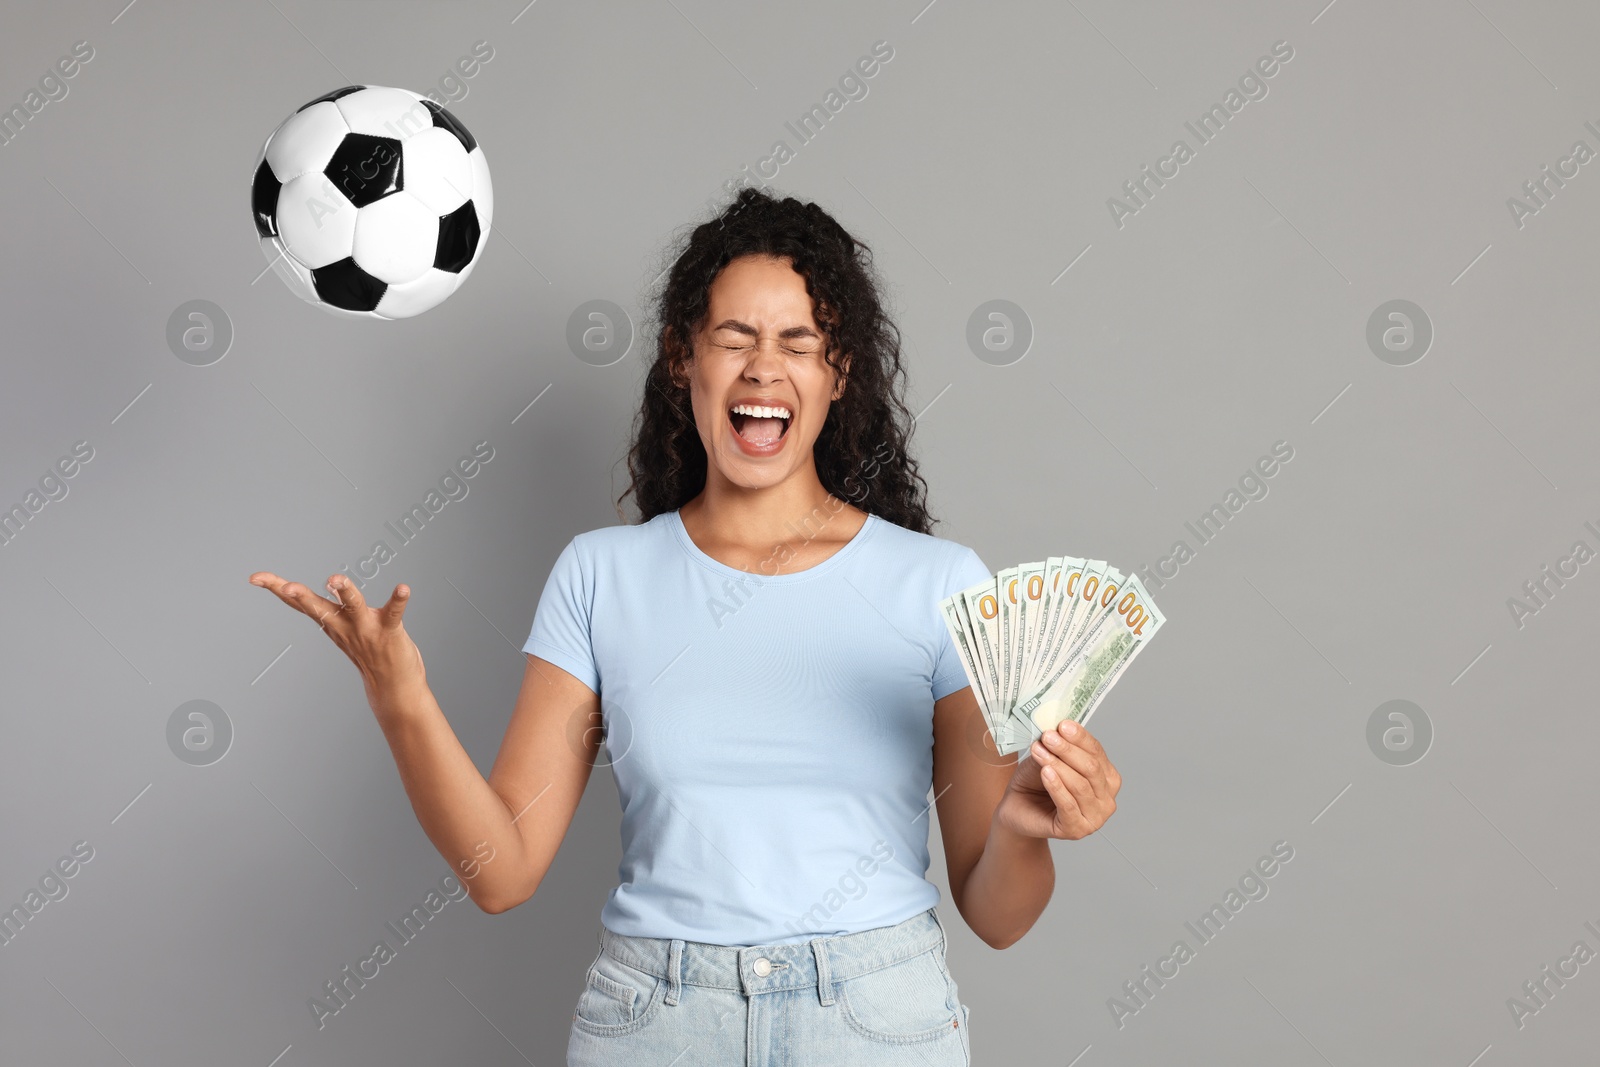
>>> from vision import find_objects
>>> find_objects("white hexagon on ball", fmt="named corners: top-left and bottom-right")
top-left (353, 192), bottom-right (439, 285)
top-left (469, 147), bottom-right (493, 230)
top-left (264, 101), bottom-right (350, 183)
top-left (402, 127), bottom-right (473, 215)
top-left (375, 270), bottom-right (461, 319)
top-left (259, 236), bottom-right (318, 303)
top-left (335, 87), bottom-right (435, 141)
top-left (275, 173), bottom-right (358, 270)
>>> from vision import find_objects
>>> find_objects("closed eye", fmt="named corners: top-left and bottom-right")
top-left (716, 342), bottom-right (819, 357)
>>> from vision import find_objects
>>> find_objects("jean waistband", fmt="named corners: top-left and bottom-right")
top-left (596, 907), bottom-right (949, 1006)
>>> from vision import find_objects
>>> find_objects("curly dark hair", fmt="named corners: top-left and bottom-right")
top-left (615, 186), bottom-right (935, 534)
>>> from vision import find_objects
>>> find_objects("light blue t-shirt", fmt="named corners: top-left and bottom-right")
top-left (522, 506), bottom-right (991, 946)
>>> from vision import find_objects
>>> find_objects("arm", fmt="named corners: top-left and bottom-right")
top-left (374, 653), bottom-right (601, 914)
top-left (931, 686), bottom-right (1121, 949)
top-left (249, 571), bottom-right (600, 915)
top-left (932, 686), bottom-right (1053, 949)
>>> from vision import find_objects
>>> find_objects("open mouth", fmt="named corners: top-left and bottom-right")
top-left (729, 403), bottom-right (792, 447)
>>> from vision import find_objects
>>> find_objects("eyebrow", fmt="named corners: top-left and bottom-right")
top-left (708, 319), bottom-right (821, 339)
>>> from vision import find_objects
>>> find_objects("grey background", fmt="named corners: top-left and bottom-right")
top-left (2, 0), bottom-right (1597, 1063)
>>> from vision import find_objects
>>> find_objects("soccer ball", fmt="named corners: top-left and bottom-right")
top-left (250, 85), bottom-right (492, 320)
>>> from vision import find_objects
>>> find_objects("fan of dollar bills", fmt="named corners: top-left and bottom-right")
top-left (939, 558), bottom-right (1166, 756)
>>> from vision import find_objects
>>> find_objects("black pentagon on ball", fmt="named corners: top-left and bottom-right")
top-left (251, 158), bottom-right (281, 238)
top-left (422, 99), bottom-right (477, 153)
top-left (323, 133), bottom-right (404, 209)
top-left (312, 257), bottom-right (388, 312)
top-left (297, 85), bottom-right (364, 113)
top-left (435, 201), bottom-right (481, 274)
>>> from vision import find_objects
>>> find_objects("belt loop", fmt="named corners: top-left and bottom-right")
top-left (812, 937), bottom-right (835, 1006)
top-left (928, 906), bottom-right (949, 955)
top-left (664, 938), bottom-right (684, 1006)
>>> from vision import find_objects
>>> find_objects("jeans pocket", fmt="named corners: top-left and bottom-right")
top-left (836, 947), bottom-right (963, 1044)
top-left (573, 952), bottom-right (664, 1035)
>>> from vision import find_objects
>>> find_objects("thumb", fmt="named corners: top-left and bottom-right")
top-left (1012, 749), bottom-right (1046, 788)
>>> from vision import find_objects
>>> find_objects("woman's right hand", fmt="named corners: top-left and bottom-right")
top-left (248, 571), bottom-right (427, 715)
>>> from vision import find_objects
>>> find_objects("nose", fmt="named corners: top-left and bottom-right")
top-left (743, 338), bottom-right (787, 381)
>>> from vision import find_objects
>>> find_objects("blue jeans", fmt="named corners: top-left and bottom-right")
top-left (567, 906), bottom-right (971, 1066)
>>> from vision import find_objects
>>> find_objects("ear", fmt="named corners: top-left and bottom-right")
top-left (668, 356), bottom-right (690, 390)
top-left (667, 334), bottom-right (694, 390)
top-left (831, 351), bottom-right (851, 401)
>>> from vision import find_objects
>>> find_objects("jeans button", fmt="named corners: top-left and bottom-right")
top-left (752, 957), bottom-right (772, 977)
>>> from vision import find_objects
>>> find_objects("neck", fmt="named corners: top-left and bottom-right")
top-left (682, 465), bottom-right (854, 549)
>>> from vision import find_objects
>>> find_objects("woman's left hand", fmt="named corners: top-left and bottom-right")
top-left (993, 719), bottom-right (1121, 840)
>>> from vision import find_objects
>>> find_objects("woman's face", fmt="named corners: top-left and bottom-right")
top-left (680, 254), bottom-right (846, 493)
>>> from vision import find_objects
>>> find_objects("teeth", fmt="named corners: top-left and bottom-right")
top-left (730, 403), bottom-right (792, 419)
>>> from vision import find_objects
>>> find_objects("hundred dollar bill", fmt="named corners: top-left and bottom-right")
top-left (1012, 571), bottom-right (1165, 739)
top-left (936, 557), bottom-right (1166, 759)
top-left (1069, 564), bottom-right (1125, 666)
top-left (1040, 563), bottom-right (1129, 709)
top-left (1030, 558), bottom-right (1104, 705)
top-left (1066, 561), bottom-right (1120, 665)
top-left (991, 562), bottom-right (1120, 755)
top-left (1017, 557), bottom-right (1055, 697)
top-left (995, 566), bottom-right (1020, 716)
top-left (934, 598), bottom-right (985, 729)
top-left (1001, 564), bottom-right (1030, 716)
top-left (940, 595), bottom-right (997, 735)
top-left (1017, 558), bottom-right (1061, 703)
top-left (1013, 560), bottom-right (1047, 706)
top-left (993, 711), bottom-right (1039, 755)
top-left (1073, 593), bottom-right (1163, 728)
top-left (1021, 556), bottom-right (1076, 698)
top-left (952, 576), bottom-right (1004, 732)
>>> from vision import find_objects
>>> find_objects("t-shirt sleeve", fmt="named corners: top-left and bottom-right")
top-left (523, 536), bottom-right (600, 695)
top-left (930, 544), bottom-right (992, 701)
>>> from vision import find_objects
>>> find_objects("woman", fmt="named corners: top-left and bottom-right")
top-left (249, 187), bottom-right (1121, 1065)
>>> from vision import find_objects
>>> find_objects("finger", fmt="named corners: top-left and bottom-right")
top-left (1055, 721), bottom-right (1111, 777)
top-left (1031, 740), bottom-right (1098, 810)
top-left (1040, 728), bottom-right (1109, 801)
top-left (1103, 756), bottom-right (1122, 797)
top-left (251, 572), bottom-right (343, 628)
top-left (1057, 719), bottom-right (1106, 759)
top-left (1037, 763), bottom-right (1087, 837)
top-left (377, 583), bottom-right (412, 629)
top-left (1062, 721), bottom-right (1120, 796)
top-left (1100, 748), bottom-right (1126, 796)
top-left (325, 574), bottom-right (369, 616)
top-left (1048, 733), bottom-right (1111, 801)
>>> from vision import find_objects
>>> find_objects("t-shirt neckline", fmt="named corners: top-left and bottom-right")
top-left (666, 507), bottom-right (880, 584)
